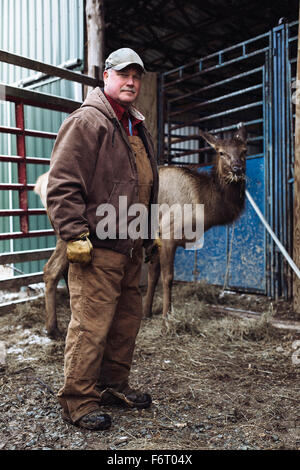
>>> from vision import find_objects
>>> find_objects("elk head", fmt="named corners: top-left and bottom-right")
top-left (199, 124), bottom-right (247, 184)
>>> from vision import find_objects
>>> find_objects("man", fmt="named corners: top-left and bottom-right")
top-left (47, 48), bottom-right (159, 430)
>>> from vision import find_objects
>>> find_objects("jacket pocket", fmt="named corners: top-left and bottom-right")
top-left (95, 181), bottom-right (137, 240)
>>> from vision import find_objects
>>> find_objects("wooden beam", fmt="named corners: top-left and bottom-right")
top-left (135, 72), bottom-right (158, 154)
top-left (293, 7), bottom-right (300, 314)
top-left (85, 0), bottom-right (105, 97)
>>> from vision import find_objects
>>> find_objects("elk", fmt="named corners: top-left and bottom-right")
top-left (34, 172), bottom-right (68, 338)
top-left (143, 123), bottom-right (247, 323)
top-left (35, 123), bottom-right (247, 337)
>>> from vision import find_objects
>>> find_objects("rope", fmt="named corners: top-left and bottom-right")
top-left (246, 190), bottom-right (300, 280)
top-left (222, 221), bottom-right (235, 292)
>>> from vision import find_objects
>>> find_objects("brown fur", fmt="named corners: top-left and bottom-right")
top-left (34, 124), bottom-right (247, 337)
top-left (34, 172), bottom-right (68, 338)
top-left (143, 124), bottom-right (247, 326)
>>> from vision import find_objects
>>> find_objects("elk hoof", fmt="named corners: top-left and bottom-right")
top-left (143, 311), bottom-right (152, 319)
top-left (161, 317), bottom-right (171, 335)
top-left (47, 326), bottom-right (62, 340)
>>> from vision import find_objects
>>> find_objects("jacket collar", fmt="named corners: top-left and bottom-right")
top-left (82, 87), bottom-right (145, 123)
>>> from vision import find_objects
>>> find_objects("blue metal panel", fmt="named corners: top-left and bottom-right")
top-left (194, 225), bottom-right (228, 286)
top-left (173, 157), bottom-right (266, 292)
top-left (192, 164), bottom-right (228, 286)
top-left (227, 157), bottom-right (265, 291)
top-left (164, 21), bottom-right (298, 298)
top-left (173, 249), bottom-right (197, 283)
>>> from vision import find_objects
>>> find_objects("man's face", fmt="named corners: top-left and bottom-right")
top-left (103, 65), bottom-right (143, 107)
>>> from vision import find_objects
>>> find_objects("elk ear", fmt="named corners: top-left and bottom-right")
top-left (234, 123), bottom-right (247, 143)
top-left (199, 129), bottom-right (218, 149)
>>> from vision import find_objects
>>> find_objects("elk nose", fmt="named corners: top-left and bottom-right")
top-left (232, 165), bottom-right (242, 175)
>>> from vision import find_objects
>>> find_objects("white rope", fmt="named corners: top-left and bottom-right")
top-left (222, 222), bottom-right (235, 292)
top-left (246, 189), bottom-right (300, 280)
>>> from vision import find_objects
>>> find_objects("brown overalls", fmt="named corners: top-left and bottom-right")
top-left (57, 136), bottom-right (153, 423)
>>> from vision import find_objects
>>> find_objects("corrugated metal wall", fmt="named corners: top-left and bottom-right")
top-left (0, 0), bottom-right (84, 277)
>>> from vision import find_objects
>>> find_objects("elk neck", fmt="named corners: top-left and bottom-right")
top-left (203, 162), bottom-right (246, 228)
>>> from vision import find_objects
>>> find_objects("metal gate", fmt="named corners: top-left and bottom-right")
top-left (159, 20), bottom-right (298, 299)
top-left (0, 50), bottom-right (101, 303)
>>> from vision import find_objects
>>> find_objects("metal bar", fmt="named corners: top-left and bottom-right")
top-left (157, 73), bottom-right (166, 164)
top-left (263, 57), bottom-right (270, 297)
top-left (0, 126), bottom-right (57, 139)
top-left (189, 119), bottom-right (264, 136)
top-left (169, 66), bottom-right (264, 104)
top-left (2, 84), bottom-right (81, 113)
top-left (0, 209), bottom-right (46, 216)
top-left (163, 31), bottom-right (270, 77)
top-left (15, 102), bottom-right (28, 234)
top-left (0, 229), bottom-right (54, 240)
top-left (170, 101), bottom-right (263, 131)
top-left (21, 129), bottom-right (57, 139)
top-left (0, 155), bottom-right (50, 165)
top-left (272, 27), bottom-right (279, 298)
top-left (12, 58), bottom-right (83, 88)
top-left (0, 272), bottom-right (45, 290)
top-left (0, 248), bottom-right (54, 264)
top-left (0, 49), bottom-right (100, 88)
top-left (0, 183), bottom-right (35, 190)
top-left (170, 84), bottom-right (263, 118)
top-left (282, 23), bottom-right (289, 298)
top-left (166, 133), bottom-right (264, 144)
top-left (164, 48), bottom-right (269, 89)
top-left (268, 34), bottom-right (275, 299)
top-left (286, 23), bottom-right (295, 299)
top-left (288, 35), bottom-right (298, 43)
top-left (0, 125), bottom-right (22, 135)
top-left (167, 100), bottom-right (171, 164)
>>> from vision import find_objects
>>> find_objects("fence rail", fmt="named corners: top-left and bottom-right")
top-left (0, 49), bottom-right (99, 300)
top-left (159, 20), bottom-right (298, 300)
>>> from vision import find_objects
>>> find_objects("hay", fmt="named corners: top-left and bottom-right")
top-left (1, 280), bottom-right (300, 450)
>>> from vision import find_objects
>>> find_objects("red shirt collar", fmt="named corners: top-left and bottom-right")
top-left (105, 92), bottom-right (128, 121)
top-left (104, 92), bottom-right (142, 136)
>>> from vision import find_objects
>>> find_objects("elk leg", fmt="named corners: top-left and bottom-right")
top-left (160, 242), bottom-right (176, 327)
top-left (62, 265), bottom-right (69, 293)
top-left (143, 251), bottom-right (161, 317)
top-left (43, 238), bottom-right (68, 339)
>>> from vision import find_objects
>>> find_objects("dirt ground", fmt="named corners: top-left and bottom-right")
top-left (0, 280), bottom-right (300, 451)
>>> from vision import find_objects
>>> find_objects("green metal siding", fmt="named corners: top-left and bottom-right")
top-left (0, 0), bottom-right (84, 277)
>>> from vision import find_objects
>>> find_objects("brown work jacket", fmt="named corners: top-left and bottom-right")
top-left (46, 87), bottom-right (159, 256)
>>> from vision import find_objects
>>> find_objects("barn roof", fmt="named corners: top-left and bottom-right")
top-left (105, 0), bottom-right (299, 72)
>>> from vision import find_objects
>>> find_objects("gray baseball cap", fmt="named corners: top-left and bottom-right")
top-left (105, 48), bottom-right (145, 73)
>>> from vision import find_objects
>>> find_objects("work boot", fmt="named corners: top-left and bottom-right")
top-left (62, 409), bottom-right (112, 431)
top-left (98, 383), bottom-right (152, 409)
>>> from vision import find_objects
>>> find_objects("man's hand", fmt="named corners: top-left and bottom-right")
top-left (67, 232), bottom-right (93, 265)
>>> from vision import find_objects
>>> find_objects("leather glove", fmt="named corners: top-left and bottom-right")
top-left (66, 232), bottom-right (93, 265)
